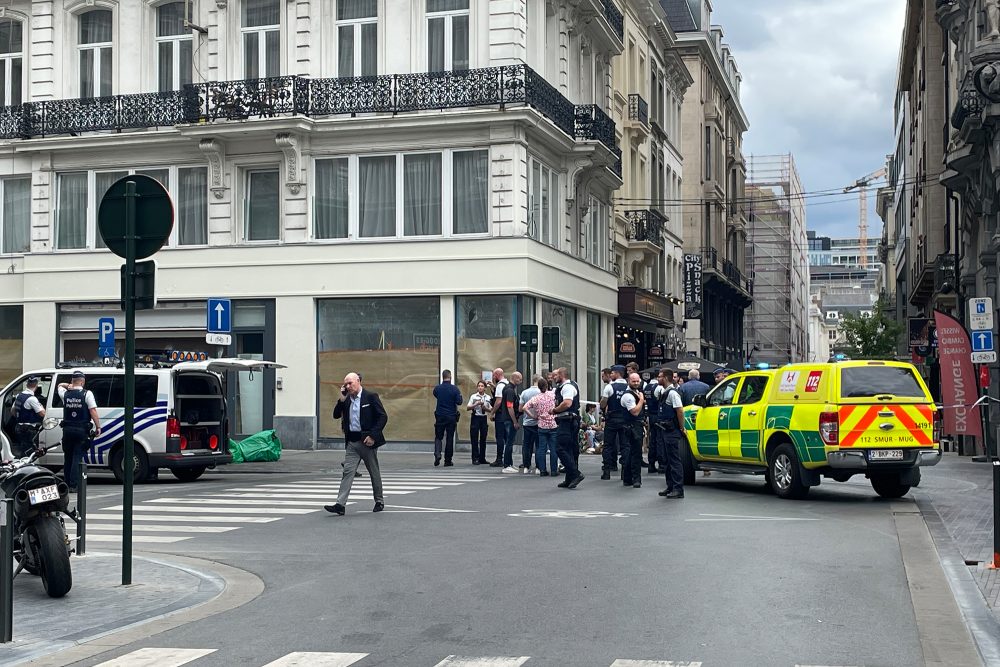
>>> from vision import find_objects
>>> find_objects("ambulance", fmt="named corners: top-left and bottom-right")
top-left (682, 360), bottom-right (941, 499)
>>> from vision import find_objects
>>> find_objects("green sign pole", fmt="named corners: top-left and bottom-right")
top-left (122, 180), bottom-right (136, 586)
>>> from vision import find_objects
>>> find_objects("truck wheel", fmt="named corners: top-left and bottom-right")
top-left (31, 516), bottom-right (72, 598)
top-left (871, 474), bottom-right (911, 499)
top-left (768, 443), bottom-right (810, 500)
top-left (171, 466), bottom-right (207, 482)
top-left (111, 447), bottom-right (150, 484)
top-left (681, 439), bottom-right (696, 486)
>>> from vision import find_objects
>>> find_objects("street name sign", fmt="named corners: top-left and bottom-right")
top-left (970, 297), bottom-right (995, 331)
top-left (973, 351), bottom-right (998, 364)
top-left (973, 330), bottom-right (995, 353)
top-left (207, 298), bottom-right (232, 334)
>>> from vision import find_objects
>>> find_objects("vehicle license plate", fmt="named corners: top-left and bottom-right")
top-left (869, 449), bottom-right (904, 461)
top-left (28, 484), bottom-right (59, 505)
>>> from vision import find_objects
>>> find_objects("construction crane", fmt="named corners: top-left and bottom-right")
top-left (844, 167), bottom-right (887, 270)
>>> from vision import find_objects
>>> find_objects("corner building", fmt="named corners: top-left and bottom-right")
top-left (0, 0), bottom-right (627, 447)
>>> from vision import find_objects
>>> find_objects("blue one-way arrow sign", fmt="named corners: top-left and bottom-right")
top-left (972, 330), bottom-right (994, 353)
top-left (207, 298), bottom-right (231, 334)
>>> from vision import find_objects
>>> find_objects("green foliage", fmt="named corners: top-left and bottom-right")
top-left (838, 298), bottom-right (903, 359)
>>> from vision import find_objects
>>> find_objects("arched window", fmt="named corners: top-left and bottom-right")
top-left (243, 0), bottom-right (279, 79)
top-left (156, 2), bottom-right (192, 91)
top-left (79, 10), bottom-right (113, 98)
top-left (0, 19), bottom-right (23, 106)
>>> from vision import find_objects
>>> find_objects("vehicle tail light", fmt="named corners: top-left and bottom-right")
top-left (180, 436), bottom-right (187, 450)
top-left (166, 416), bottom-right (180, 439)
top-left (819, 411), bottom-right (839, 446)
top-left (209, 435), bottom-right (219, 450)
top-left (933, 410), bottom-right (942, 444)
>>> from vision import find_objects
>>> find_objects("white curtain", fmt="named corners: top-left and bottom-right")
top-left (359, 156), bottom-right (396, 237)
top-left (2, 178), bottom-right (29, 254)
top-left (338, 0), bottom-right (377, 20)
top-left (428, 17), bottom-right (445, 72)
top-left (360, 22), bottom-right (377, 76)
top-left (337, 26), bottom-right (354, 77)
top-left (157, 2), bottom-right (186, 36)
top-left (453, 150), bottom-right (488, 234)
top-left (404, 154), bottom-right (441, 236)
top-left (315, 159), bottom-right (349, 239)
top-left (247, 171), bottom-right (279, 241)
top-left (243, 0), bottom-right (280, 27)
top-left (94, 171), bottom-right (126, 248)
top-left (452, 14), bottom-right (469, 70)
top-left (56, 173), bottom-right (88, 250)
top-left (79, 10), bottom-right (112, 43)
top-left (178, 167), bottom-right (208, 245)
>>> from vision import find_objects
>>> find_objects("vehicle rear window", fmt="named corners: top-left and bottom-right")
top-left (839, 367), bottom-right (925, 399)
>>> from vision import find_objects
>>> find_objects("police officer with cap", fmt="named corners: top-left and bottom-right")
top-left (57, 370), bottom-right (101, 492)
top-left (11, 376), bottom-right (45, 457)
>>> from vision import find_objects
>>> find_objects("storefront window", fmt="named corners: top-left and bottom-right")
top-left (542, 300), bottom-right (575, 377)
top-left (0, 305), bottom-right (22, 386)
top-left (455, 296), bottom-right (516, 402)
top-left (586, 312), bottom-right (600, 402)
top-left (318, 298), bottom-right (439, 442)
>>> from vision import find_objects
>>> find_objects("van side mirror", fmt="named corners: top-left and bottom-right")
top-left (693, 394), bottom-right (708, 408)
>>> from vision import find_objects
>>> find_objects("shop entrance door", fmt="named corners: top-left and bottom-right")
top-left (229, 331), bottom-right (275, 438)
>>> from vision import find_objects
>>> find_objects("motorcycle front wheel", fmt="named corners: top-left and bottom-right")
top-left (30, 515), bottom-right (72, 598)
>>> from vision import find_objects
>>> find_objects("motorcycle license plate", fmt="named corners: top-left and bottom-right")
top-left (28, 484), bottom-right (59, 505)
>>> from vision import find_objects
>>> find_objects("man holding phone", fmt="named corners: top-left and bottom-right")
top-left (325, 372), bottom-right (389, 516)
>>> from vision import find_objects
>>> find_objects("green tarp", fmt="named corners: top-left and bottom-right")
top-left (228, 429), bottom-right (282, 463)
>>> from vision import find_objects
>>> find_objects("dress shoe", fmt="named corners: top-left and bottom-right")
top-left (658, 488), bottom-right (673, 497)
top-left (324, 503), bottom-right (346, 515)
top-left (601, 471), bottom-right (611, 480)
top-left (434, 457), bottom-right (441, 467)
top-left (557, 479), bottom-right (572, 488)
top-left (472, 460), bottom-right (480, 465)
top-left (489, 460), bottom-right (502, 467)
top-left (567, 474), bottom-right (585, 489)
top-left (539, 471), bottom-right (550, 477)
top-left (444, 461), bottom-right (454, 467)
top-left (665, 490), bottom-right (684, 499)
top-left (633, 483), bottom-right (642, 489)
top-left (373, 502), bottom-right (384, 512)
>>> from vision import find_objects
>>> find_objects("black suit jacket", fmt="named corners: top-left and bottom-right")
top-left (333, 389), bottom-right (389, 447)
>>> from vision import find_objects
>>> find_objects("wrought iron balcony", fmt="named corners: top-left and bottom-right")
top-left (574, 104), bottom-right (617, 152)
top-left (189, 75), bottom-right (309, 122)
top-left (627, 94), bottom-right (648, 128)
top-left (624, 209), bottom-right (666, 247)
top-left (722, 258), bottom-right (743, 286)
top-left (610, 145), bottom-right (623, 179)
top-left (602, 0), bottom-right (625, 41)
top-left (702, 246), bottom-right (719, 270)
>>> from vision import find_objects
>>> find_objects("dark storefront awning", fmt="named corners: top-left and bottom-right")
top-left (617, 287), bottom-right (675, 331)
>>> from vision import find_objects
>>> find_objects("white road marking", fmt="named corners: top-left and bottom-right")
top-left (146, 498), bottom-right (329, 507)
top-left (611, 661), bottom-right (703, 666)
top-left (282, 481), bottom-right (467, 486)
top-left (686, 513), bottom-right (818, 522)
top-left (510, 509), bottom-right (637, 519)
top-left (86, 513), bottom-right (280, 523)
top-left (380, 505), bottom-right (479, 513)
top-left (76, 523), bottom-right (238, 533)
top-left (260, 652), bottom-right (369, 667)
top-left (91, 647), bottom-right (216, 667)
top-left (433, 657), bottom-right (530, 667)
top-left (250, 484), bottom-right (443, 491)
top-left (218, 492), bottom-right (413, 499)
top-left (80, 534), bottom-right (191, 544)
top-left (104, 505), bottom-right (319, 515)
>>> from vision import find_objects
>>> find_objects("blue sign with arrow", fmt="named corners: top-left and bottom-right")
top-left (207, 298), bottom-right (232, 334)
top-left (972, 330), bottom-right (994, 353)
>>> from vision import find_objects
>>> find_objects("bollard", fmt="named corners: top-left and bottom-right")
top-left (1, 498), bottom-right (12, 642)
top-left (77, 462), bottom-right (87, 556)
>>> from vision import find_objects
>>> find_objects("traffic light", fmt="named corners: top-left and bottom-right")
top-left (542, 326), bottom-right (560, 354)
top-left (519, 324), bottom-right (538, 352)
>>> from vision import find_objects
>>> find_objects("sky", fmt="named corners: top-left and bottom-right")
top-left (708, 0), bottom-right (906, 239)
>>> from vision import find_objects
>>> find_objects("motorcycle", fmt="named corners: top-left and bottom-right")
top-left (0, 417), bottom-right (74, 598)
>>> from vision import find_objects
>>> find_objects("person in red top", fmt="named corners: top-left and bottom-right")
top-left (522, 378), bottom-right (558, 476)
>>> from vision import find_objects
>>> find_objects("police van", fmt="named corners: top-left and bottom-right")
top-left (0, 356), bottom-right (283, 483)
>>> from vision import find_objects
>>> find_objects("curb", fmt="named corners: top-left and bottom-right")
top-left (19, 554), bottom-right (264, 666)
top-left (915, 497), bottom-right (1000, 666)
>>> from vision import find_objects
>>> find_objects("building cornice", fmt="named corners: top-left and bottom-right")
top-left (676, 32), bottom-right (749, 131)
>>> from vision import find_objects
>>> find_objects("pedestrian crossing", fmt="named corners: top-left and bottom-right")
top-left (71, 471), bottom-right (503, 547)
top-left (87, 648), bottom-right (861, 667)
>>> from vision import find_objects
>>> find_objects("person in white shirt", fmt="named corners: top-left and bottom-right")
top-left (466, 381), bottom-right (492, 464)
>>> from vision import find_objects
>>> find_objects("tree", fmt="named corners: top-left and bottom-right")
top-left (838, 298), bottom-right (903, 359)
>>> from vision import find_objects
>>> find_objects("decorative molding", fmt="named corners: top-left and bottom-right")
top-left (215, 0), bottom-right (227, 8)
top-left (198, 138), bottom-right (228, 200)
top-left (275, 132), bottom-right (305, 195)
top-left (64, 0), bottom-right (118, 14)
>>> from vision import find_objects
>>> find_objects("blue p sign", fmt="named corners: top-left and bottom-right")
top-left (99, 318), bottom-right (115, 346)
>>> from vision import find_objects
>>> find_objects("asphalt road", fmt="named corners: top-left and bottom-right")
top-left (60, 453), bottom-right (938, 667)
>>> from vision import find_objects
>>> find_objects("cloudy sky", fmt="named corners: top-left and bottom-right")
top-left (709, 0), bottom-right (906, 239)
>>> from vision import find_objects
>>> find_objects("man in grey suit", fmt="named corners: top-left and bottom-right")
top-left (325, 372), bottom-right (389, 516)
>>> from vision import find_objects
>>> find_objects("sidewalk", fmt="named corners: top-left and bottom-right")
top-left (2, 552), bottom-right (224, 666)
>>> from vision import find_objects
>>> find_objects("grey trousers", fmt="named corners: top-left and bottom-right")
top-left (336, 440), bottom-right (384, 505)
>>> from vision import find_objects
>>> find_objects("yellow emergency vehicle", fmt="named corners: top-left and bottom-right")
top-left (682, 360), bottom-right (941, 499)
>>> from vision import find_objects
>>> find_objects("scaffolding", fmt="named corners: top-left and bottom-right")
top-left (746, 154), bottom-right (810, 364)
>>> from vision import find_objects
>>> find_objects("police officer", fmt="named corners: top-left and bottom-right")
top-left (11, 376), bottom-right (45, 457)
top-left (620, 373), bottom-right (646, 488)
top-left (551, 367), bottom-right (584, 489)
top-left (600, 365), bottom-right (628, 480)
top-left (643, 372), bottom-right (662, 474)
top-left (57, 371), bottom-right (101, 492)
top-left (656, 370), bottom-right (686, 499)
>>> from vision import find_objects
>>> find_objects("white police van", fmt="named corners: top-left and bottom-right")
top-left (0, 357), bottom-right (283, 482)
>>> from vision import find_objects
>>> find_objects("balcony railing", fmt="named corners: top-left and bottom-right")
top-left (702, 246), bottom-right (719, 270)
top-left (602, 0), bottom-right (625, 42)
top-left (624, 209), bottom-right (666, 246)
top-left (628, 93), bottom-right (648, 128)
top-left (0, 66), bottom-right (599, 152)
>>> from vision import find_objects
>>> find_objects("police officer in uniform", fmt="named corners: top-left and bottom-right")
top-left (643, 372), bottom-right (662, 474)
top-left (57, 371), bottom-right (101, 492)
top-left (600, 365), bottom-right (628, 480)
top-left (655, 372), bottom-right (686, 499)
top-left (551, 367), bottom-right (584, 489)
top-left (11, 376), bottom-right (45, 457)
top-left (620, 373), bottom-right (646, 488)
